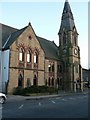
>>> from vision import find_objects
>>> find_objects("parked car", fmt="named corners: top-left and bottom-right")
top-left (0, 93), bottom-right (6, 104)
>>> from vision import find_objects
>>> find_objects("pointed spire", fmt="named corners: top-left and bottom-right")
top-left (58, 0), bottom-right (76, 34)
top-left (62, 0), bottom-right (74, 20)
top-left (63, 0), bottom-right (71, 13)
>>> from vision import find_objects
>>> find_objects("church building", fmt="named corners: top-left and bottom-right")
top-left (0, 0), bottom-right (83, 94)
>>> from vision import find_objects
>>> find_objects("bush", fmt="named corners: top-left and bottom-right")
top-left (48, 87), bottom-right (58, 94)
top-left (13, 85), bottom-right (58, 95)
top-left (29, 85), bottom-right (40, 93)
top-left (38, 85), bottom-right (49, 93)
top-left (13, 87), bottom-right (23, 95)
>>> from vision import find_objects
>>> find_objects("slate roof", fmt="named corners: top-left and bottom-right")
top-left (59, 18), bottom-right (75, 32)
top-left (3, 26), bottom-right (28, 49)
top-left (58, 0), bottom-right (77, 34)
top-left (63, 0), bottom-right (72, 15)
top-left (37, 36), bottom-right (59, 60)
top-left (0, 23), bottom-right (18, 47)
top-left (1, 23), bottom-right (59, 60)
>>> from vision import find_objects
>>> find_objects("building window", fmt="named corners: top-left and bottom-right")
top-left (57, 65), bottom-right (62, 73)
top-left (34, 51), bottom-right (38, 63)
top-left (48, 64), bottom-right (51, 72)
top-left (52, 78), bottom-right (54, 86)
top-left (48, 63), bottom-right (54, 72)
top-left (57, 78), bottom-right (62, 86)
top-left (19, 48), bottom-right (24, 62)
top-left (57, 78), bottom-right (60, 86)
top-left (74, 35), bottom-right (77, 46)
top-left (18, 73), bottom-right (23, 87)
top-left (48, 77), bottom-right (50, 86)
top-left (27, 49), bottom-right (31, 63)
top-left (63, 32), bottom-right (67, 45)
top-left (33, 74), bottom-right (37, 85)
top-left (52, 64), bottom-right (54, 72)
top-left (75, 65), bottom-right (78, 73)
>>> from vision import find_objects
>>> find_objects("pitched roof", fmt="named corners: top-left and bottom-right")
top-left (1, 23), bottom-right (59, 60)
top-left (0, 23), bottom-right (18, 47)
top-left (3, 26), bottom-right (28, 49)
top-left (37, 36), bottom-right (59, 60)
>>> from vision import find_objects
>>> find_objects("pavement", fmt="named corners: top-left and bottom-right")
top-left (6, 89), bottom-right (88, 102)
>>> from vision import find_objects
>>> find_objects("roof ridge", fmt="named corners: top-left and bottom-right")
top-left (0, 23), bottom-right (18, 30)
top-left (37, 36), bottom-right (54, 43)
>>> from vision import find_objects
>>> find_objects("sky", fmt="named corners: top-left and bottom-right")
top-left (0, 0), bottom-right (88, 69)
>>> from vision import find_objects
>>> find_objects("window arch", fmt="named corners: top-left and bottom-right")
top-left (48, 77), bottom-right (50, 86)
top-left (34, 50), bottom-right (38, 63)
top-left (19, 48), bottom-right (24, 62)
top-left (74, 34), bottom-right (77, 46)
top-left (27, 49), bottom-right (32, 63)
top-left (63, 31), bottom-right (67, 45)
top-left (52, 77), bottom-right (54, 86)
top-left (73, 27), bottom-right (78, 46)
top-left (33, 74), bottom-right (37, 85)
top-left (18, 73), bottom-right (23, 87)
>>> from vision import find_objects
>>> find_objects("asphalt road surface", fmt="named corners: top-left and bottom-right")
top-left (1, 93), bottom-right (88, 119)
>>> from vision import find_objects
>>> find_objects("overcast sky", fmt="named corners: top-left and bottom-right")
top-left (0, 0), bottom-right (88, 69)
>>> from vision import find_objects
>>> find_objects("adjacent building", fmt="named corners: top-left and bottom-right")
top-left (82, 68), bottom-right (90, 87)
top-left (0, 0), bottom-right (83, 94)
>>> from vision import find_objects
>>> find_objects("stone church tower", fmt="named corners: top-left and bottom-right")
top-left (58, 0), bottom-right (83, 91)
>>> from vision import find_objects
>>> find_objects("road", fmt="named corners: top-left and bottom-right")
top-left (1, 92), bottom-right (88, 119)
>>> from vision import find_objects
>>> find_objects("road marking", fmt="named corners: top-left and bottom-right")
top-left (52, 100), bottom-right (55, 104)
top-left (38, 102), bottom-right (42, 106)
top-left (19, 104), bottom-right (23, 109)
top-left (62, 99), bottom-right (67, 101)
top-left (69, 97), bottom-right (75, 100)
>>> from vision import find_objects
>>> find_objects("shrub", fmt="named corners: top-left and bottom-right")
top-left (38, 85), bottom-right (49, 93)
top-left (48, 87), bottom-right (58, 94)
top-left (13, 85), bottom-right (58, 95)
top-left (29, 85), bottom-right (40, 93)
top-left (13, 87), bottom-right (23, 95)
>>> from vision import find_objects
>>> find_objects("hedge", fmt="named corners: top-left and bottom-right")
top-left (13, 85), bottom-right (58, 95)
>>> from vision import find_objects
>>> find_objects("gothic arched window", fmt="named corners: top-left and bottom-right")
top-left (18, 73), bottom-right (23, 87)
top-left (48, 77), bottom-right (50, 86)
top-left (63, 32), bottom-right (67, 45)
top-left (19, 48), bottom-right (24, 62)
top-left (33, 74), bottom-right (37, 85)
top-left (52, 78), bottom-right (54, 86)
top-left (73, 27), bottom-right (78, 46)
top-left (27, 49), bottom-right (32, 63)
top-left (74, 34), bottom-right (77, 46)
top-left (34, 50), bottom-right (38, 63)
